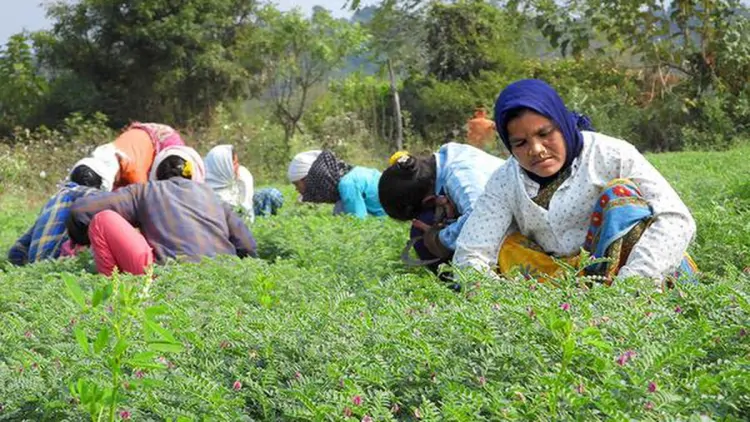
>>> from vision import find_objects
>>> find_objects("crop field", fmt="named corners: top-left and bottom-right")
top-left (0, 147), bottom-right (749, 421)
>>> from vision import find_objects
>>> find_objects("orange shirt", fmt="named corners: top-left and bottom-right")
top-left (113, 128), bottom-right (155, 188)
top-left (466, 112), bottom-right (496, 149)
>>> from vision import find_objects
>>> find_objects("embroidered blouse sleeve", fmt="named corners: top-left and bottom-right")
top-left (453, 166), bottom-right (515, 272)
top-left (617, 143), bottom-right (696, 279)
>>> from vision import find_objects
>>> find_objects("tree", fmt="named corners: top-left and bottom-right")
top-left (0, 33), bottom-right (49, 137)
top-left (520, 0), bottom-right (749, 96)
top-left (34, 0), bottom-right (262, 128)
top-left (256, 7), bottom-right (368, 152)
top-left (366, 3), bottom-right (426, 150)
top-left (425, 0), bottom-right (520, 82)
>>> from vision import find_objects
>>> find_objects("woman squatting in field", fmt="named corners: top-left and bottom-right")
top-left (99, 122), bottom-right (186, 189)
top-left (378, 143), bottom-right (505, 274)
top-left (7, 147), bottom-right (119, 266)
top-left (453, 79), bottom-right (698, 286)
top-left (66, 146), bottom-right (256, 276)
top-left (287, 150), bottom-right (386, 218)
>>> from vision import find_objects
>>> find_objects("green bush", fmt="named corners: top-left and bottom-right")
top-left (1, 147), bottom-right (749, 420)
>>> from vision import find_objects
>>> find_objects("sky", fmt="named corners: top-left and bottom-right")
top-left (0, 0), bottom-right (375, 45)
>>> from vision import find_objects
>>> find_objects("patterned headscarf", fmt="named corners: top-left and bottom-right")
top-left (302, 150), bottom-right (352, 204)
top-left (129, 122), bottom-right (184, 154)
top-left (494, 79), bottom-right (594, 185)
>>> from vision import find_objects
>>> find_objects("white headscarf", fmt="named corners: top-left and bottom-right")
top-left (287, 150), bottom-right (322, 182)
top-left (203, 144), bottom-right (255, 219)
top-left (71, 143), bottom-right (120, 192)
top-left (149, 145), bottom-right (206, 183)
top-left (204, 145), bottom-right (235, 190)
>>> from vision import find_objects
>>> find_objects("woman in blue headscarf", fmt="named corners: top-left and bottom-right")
top-left (453, 79), bottom-right (697, 286)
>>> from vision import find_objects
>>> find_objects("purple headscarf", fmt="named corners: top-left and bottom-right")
top-left (494, 79), bottom-right (594, 185)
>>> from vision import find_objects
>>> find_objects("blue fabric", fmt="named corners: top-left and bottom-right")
top-left (8, 182), bottom-right (97, 266)
top-left (585, 179), bottom-right (698, 282)
top-left (337, 166), bottom-right (386, 219)
top-left (494, 79), bottom-right (586, 184)
top-left (253, 188), bottom-right (284, 217)
top-left (434, 143), bottom-right (504, 250)
top-left (585, 180), bottom-right (653, 260)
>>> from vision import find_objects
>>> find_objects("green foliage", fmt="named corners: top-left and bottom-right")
top-left (0, 33), bottom-right (49, 136)
top-left (0, 113), bottom-right (115, 195)
top-left (34, 0), bottom-right (259, 128)
top-left (63, 270), bottom-right (183, 422)
top-left (425, 0), bottom-right (522, 82)
top-left (1, 148), bottom-right (750, 419)
top-left (256, 6), bottom-right (370, 150)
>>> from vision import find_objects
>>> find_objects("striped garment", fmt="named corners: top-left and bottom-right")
top-left (67, 177), bottom-right (256, 263)
top-left (8, 183), bottom-right (99, 265)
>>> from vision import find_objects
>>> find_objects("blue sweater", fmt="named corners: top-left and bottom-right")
top-left (337, 166), bottom-right (386, 218)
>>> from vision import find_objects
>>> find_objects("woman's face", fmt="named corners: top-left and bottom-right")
top-left (506, 110), bottom-right (566, 178)
top-left (292, 178), bottom-right (306, 195)
top-left (232, 153), bottom-right (240, 176)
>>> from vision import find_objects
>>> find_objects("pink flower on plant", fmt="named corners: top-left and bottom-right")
top-left (119, 410), bottom-right (131, 420)
top-left (352, 395), bottom-right (362, 406)
top-left (24, 331), bottom-right (32, 339)
top-left (295, 371), bottom-right (302, 380)
top-left (478, 376), bottom-right (486, 386)
top-left (648, 381), bottom-right (657, 393)
top-left (739, 328), bottom-right (747, 338)
top-left (343, 407), bottom-right (352, 417)
top-left (361, 416), bottom-right (373, 422)
top-left (232, 380), bottom-right (242, 391)
top-left (674, 306), bottom-right (683, 313)
top-left (134, 370), bottom-right (144, 379)
top-left (644, 401), bottom-right (654, 411)
top-left (560, 303), bottom-right (570, 311)
top-left (616, 350), bottom-right (637, 366)
top-left (645, 311), bottom-right (654, 318)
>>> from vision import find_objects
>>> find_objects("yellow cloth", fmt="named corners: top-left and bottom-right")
top-left (498, 232), bottom-right (579, 281)
top-left (389, 150), bottom-right (410, 166)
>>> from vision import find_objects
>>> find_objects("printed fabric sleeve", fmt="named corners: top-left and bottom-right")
top-left (66, 185), bottom-right (142, 246)
top-left (224, 202), bottom-right (257, 258)
top-left (7, 226), bottom-right (33, 266)
top-left (337, 176), bottom-right (367, 219)
top-left (617, 144), bottom-right (696, 279)
top-left (237, 166), bottom-right (255, 222)
top-left (439, 169), bottom-right (491, 250)
top-left (453, 166), bottom-right (515, 272)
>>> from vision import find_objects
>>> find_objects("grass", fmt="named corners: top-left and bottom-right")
top-left (0, 147), bottom-right (748, 421)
